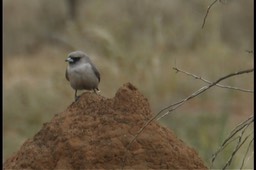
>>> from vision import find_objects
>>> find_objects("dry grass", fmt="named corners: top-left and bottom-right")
top-left (3, 0), bottom-right (253, 168)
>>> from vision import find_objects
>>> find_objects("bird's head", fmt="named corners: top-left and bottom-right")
top-left (65, 51), bottom-right (89, 65)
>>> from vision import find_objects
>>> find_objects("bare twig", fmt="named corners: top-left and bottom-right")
top-left (173, 67), bottom-right (253, 93)
top-left (210, 115), bottom-right (254, 169)
top-left (210, 136), bottom-right (239, 166)
top-left (230, 115), bottom-right (254, 136)
top-left (157, 68), bottom-right (254, 120)
top-left (210, 115), bottom-right (253, 162)
top-left (202, 0), bottom-right (219, 28)
top-left (240, 137), bottom-right (254, 169)
top-left (223, 132), bottom-right (253, 170)
top-left (121, 68), bottom-right (254, 169)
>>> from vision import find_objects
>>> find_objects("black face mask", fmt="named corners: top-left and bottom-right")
top-left (70, 57), bottom-right (81, 64)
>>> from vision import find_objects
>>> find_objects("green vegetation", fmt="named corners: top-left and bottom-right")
top-left (4, 0), bottom-right (253, 168)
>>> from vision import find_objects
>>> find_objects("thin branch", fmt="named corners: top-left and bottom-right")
top-left (210, 136), bottom-right (240, 168)
top-left (202, 0), bottom-right (218, 28)
top-left (173, 67), bottom-right (253, 93)
top-left (230, 115), bottom-right (254, 135)
top-left (121, 68), bottom-right (254, 169)
top-left (210, 115), bottom-right (254, 168)
top-left (223, 132), bottom-right (253, 170)
top-left (211, 115), bottom-right (253, 164)
top-left (211, 115), bottom-right (253, 165)
top-left (240, 137), bottom-right (254, 170)
top-left (157, 68), bottom-right (254, 120)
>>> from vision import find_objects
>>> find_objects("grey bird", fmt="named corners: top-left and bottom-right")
top-left (65, 51), bottom-right (100, 101)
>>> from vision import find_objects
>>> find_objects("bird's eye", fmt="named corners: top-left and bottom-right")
top-left (71, 57), bottom-right (81, 63)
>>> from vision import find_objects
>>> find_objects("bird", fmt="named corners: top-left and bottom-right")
top-left (65, 51), bottom-right (100, 101)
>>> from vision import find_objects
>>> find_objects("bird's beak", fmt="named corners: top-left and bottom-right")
top-left (65, 57), bottom-right (73, 63)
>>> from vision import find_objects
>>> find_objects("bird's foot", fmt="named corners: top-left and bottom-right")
top-left (93, 88), bottom-right (100, 93)
top-left (75, 95), bottom-right (80, 101)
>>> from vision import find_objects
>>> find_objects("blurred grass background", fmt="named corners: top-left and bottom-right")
top-left (3, 0), bottom-right (253, 168)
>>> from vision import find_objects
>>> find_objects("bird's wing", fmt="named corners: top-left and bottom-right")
top-left (92, 65), bottom-right (100, 82)
top-left (65, 69), bottom-right (69, 81)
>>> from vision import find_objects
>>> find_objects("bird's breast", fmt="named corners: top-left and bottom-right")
top-left (67, 63), bottom-right (99, 90)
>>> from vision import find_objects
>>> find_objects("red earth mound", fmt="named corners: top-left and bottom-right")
top-left (4, 82), bottom-right (207, 169)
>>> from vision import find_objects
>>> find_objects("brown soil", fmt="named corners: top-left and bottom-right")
top-left (4, 82), bottom-right (208, 169)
